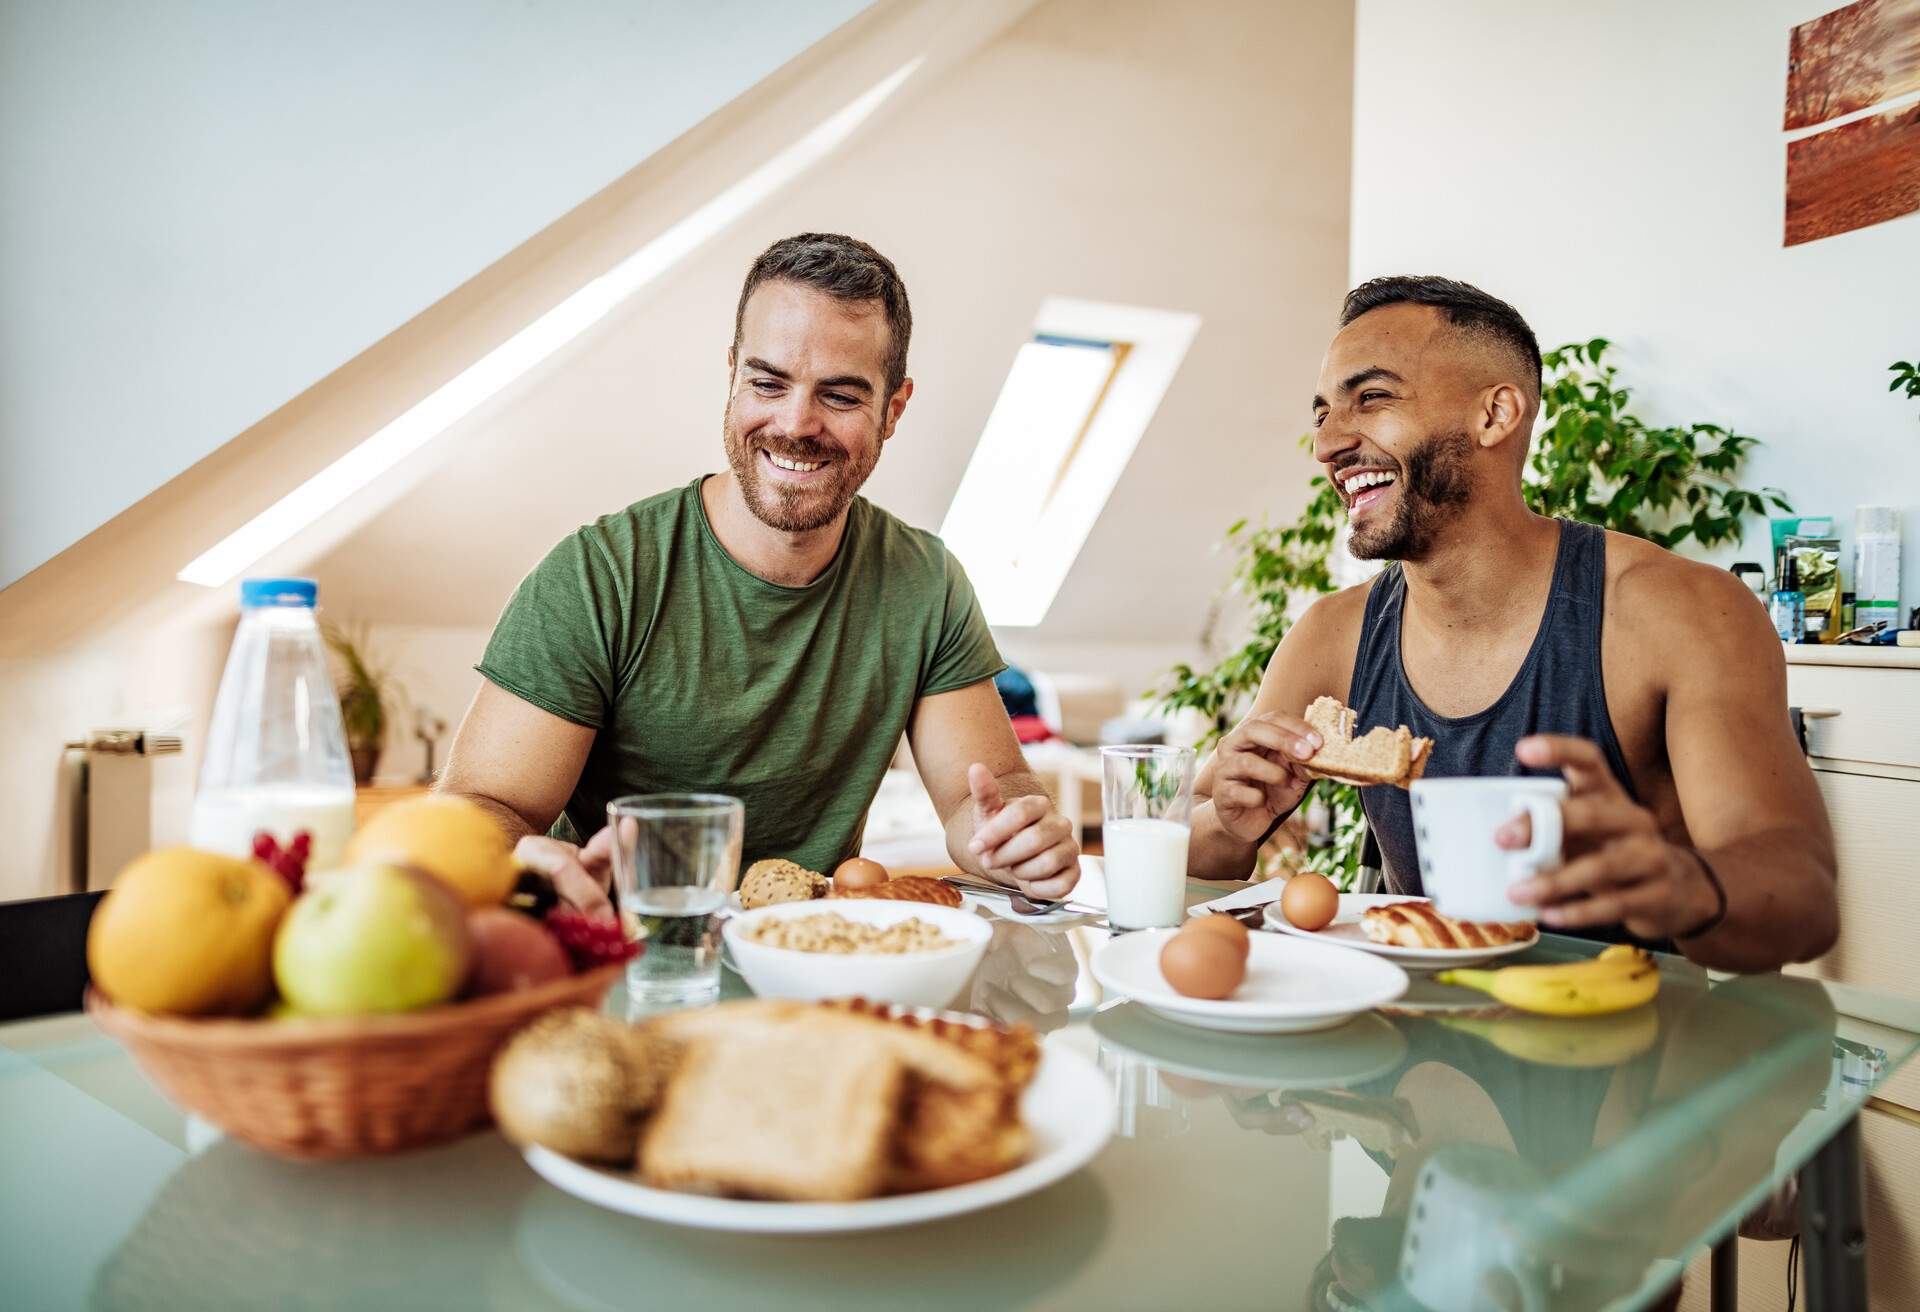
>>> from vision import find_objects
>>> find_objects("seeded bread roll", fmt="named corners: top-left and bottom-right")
top-left (489, 1008), bottom-right (679, 1162)
top-left (738, 858), bottom-right (828, 909)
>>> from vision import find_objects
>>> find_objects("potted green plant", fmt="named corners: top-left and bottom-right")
top-left (1157, 339), bottom-right (1788, 887)
top-left (322, 622), bottom-right (405, 786)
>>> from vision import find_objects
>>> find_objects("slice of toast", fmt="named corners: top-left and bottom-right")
top-left (648, 1001), bottom-right (999, 1093)
top-left (638, 1026), bottom-right (904, 1202)
top-left (1302, 696), bottom-right (1432, 789)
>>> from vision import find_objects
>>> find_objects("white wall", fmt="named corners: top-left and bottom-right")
top-left (0, 0), bottom-right (870, 589)
top-left (1351, 0), bottom-right (1920, 605)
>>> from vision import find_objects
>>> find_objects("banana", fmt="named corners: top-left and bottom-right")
top-left (1439, 1005), bottom-right (1661, 1068)
top-left (1436, 945), bottom-right (1659, 1017)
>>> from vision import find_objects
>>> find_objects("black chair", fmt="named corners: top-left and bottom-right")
top-left (0, 890), bottom-right (105, 1021)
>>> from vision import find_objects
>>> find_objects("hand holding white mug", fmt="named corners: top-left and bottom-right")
top-left (1499, 735), bottom-right (1721, 940)
top-left (1411, 776), bottom-right (1567, 922)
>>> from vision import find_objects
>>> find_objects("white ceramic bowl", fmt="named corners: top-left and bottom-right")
top-left (721, 899), bottom-right (993, 1009)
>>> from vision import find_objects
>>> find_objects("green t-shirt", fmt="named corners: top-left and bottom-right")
top-left (476, 477), bottom-right (1005, 872)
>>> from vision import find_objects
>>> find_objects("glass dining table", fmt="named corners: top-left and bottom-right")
top-left (3, 881), bottom-right (1914, 1312)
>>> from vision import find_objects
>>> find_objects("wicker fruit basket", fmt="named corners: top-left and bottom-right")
top-left (86, 965), bottom-right (621, 1161)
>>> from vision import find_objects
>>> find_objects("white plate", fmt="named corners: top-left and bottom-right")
top-left (1262, 893), bottom-right (1538, 972)
top-left (522, 1040), bottom-right (1112, 1234)
top-left (1090, 929), bottom-right (1408, 1034)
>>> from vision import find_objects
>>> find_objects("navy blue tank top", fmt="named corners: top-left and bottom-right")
top-left (1349, 520), bottom-right (1639, 925)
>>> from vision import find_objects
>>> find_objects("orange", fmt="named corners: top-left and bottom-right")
top-left (87, 848), bottom-right (291, 1016)
top-left (344, 794), bottom-right (518, 906)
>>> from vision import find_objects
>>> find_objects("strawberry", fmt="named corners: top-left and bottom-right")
top-left (250, 830), bottom-right (311, 895)
top-left (544, 908), bottom-right (639, 971)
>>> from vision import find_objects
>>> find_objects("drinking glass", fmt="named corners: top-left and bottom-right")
top-left (606, 794), bottom-right (744, 1008)
top-left (1099, 745), bottom-right (1197, 929)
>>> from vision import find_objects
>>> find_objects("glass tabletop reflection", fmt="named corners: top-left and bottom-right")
top-left (4, 884), bottom-right (1914, 1312)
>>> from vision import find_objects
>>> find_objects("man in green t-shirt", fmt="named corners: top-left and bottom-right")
top-left (439, 233), bottom-right (1079, 918)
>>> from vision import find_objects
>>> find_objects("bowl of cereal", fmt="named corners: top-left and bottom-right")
top-left (721, 899), bottom-right (993, 1009)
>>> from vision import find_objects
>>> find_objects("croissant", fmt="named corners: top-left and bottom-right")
top-left (828, 876), bottom-right (964, 908)
top-left (1361, 900), bottom-right (1533, 950)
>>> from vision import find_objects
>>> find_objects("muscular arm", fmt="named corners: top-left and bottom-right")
top-left (1188, 588), bottom-right (1362, 879)
top-left (1513, 565), bottom-right (1839, 972)
top-left (436, 680), bottom-right (596, 839)
top-left (1650, 571), bottom-right (1837, 970)
top-left (907, 679), bottom-right (1078, 897)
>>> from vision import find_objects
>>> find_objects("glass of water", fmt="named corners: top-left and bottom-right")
top-left (606, 793), bottom-right (743, 1009)
top-left (1100, 745), bottom-right (1196, 929)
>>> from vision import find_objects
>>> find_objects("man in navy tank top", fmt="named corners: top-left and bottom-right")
top-left (1186, 276), bottom-right (1836, 972)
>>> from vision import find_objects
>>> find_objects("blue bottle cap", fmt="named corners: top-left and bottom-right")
top-left (239, 578), bottom-right (319, 608)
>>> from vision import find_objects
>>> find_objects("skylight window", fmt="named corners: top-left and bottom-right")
top-left (940, 298), bottom-right (1199, 627)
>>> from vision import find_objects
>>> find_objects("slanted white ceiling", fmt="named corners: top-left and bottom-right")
top-left (0, 0), bottom-right (872, 589)
top-left (310, 0), bottom-right (1355, 651)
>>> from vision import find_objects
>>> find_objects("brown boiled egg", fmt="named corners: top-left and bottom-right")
top-left (1184, 912), bottom-right (1251, 960)
top-left (832, 857), bottom-right (889, 894)
top-left (1280, 872), bottom-right (1339, 932)
top-left (1159, 929), bottom-right (1246, 1000)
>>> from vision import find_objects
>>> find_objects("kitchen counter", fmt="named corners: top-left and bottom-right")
top-left (1783, 643), bottom-right (1920, 670)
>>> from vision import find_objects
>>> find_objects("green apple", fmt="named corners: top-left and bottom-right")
top-left (273, 861), bottom-right (472, 1016)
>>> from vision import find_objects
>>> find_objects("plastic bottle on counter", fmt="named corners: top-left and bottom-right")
top-left (1770, 553), bottom-right (1804, 643)
top-left (189, 579), bottom-right (357, 871)
top-left (1854, 506), bottom-right (1902, 633)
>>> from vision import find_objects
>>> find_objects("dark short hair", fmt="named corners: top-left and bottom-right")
top-left (1340, 275), bottom-right (1542, 392)
top-left (733, 233), bottom-right (912, 396)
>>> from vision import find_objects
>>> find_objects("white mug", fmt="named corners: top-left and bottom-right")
top-left (1408, 777), bottom-right (1566, 922)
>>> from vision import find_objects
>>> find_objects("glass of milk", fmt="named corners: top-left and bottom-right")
top-left (1100, 745), bottom-right (1196, 929)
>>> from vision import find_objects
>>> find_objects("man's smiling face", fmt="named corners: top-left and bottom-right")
top-left (723, 279), bottom-right (906, 534)
top-left (1311, 303), bottom-right (1477, 562)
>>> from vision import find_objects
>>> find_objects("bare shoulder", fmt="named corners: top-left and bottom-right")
top-left (1256, 575), bottom-right (1380, 707)
top-left (1604, 530), bottom-right (1782, 676)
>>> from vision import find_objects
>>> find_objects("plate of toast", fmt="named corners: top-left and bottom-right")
top-left (506, 998), bottom-right (1113, 1234)
top-left (1264, 894), bottom-right (1538, 971)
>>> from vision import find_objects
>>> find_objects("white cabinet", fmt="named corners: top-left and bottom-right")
top-left (1784, 646), bottom-right (1920, 1037)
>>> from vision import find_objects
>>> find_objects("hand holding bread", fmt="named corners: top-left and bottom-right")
top-left (1205, 710), bottom-right (1326, 842)
top-left (1300, 697), bottom-right (1430, 789)
top-left (1205, 697), bottom-right (1430, 846)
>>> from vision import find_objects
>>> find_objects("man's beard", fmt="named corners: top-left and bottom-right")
top-left (723, 405), bottom-right (882, 533)
top-left (1346, 429), bottom-right (1474, 561)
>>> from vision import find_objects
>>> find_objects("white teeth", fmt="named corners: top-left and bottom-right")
top-left (1342, 469), bottom-right (1396, 493)
top-left (766, 452), bottom-right (826, 472)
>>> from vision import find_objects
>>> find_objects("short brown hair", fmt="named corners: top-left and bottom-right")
top-left (733, 233), bottom-right (912, 396)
